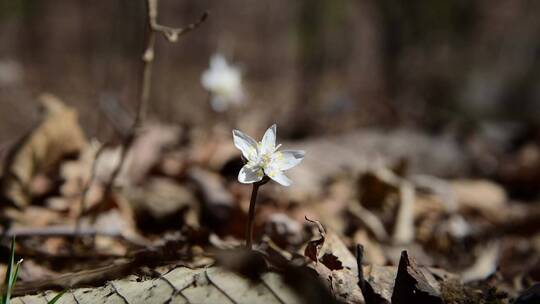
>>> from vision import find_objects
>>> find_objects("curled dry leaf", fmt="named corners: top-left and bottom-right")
top-left (1, 94), bottom-right (86, 207)
top-left (304, 216), bottom-right (326, 263)
top-left (306, 228), bottom-right (364, 303)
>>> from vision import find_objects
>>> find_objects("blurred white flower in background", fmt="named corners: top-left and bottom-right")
top-left (0, 59), bottom-right (23, 87)
top-left (233, 124), bottom-right (305, 186)
top-left (201, 53), bottom-right (244, 112)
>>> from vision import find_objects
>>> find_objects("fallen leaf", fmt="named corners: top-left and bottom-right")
top-left (391, 251), bottom-right (443, 304)
top-left (320, 253), bottom-right (343, 271)
top-left (304, 217), bottom-right (325, 263)
top-left (1, 94), bottom-right (86, 207)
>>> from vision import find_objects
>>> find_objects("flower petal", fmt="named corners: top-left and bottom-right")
top-left (267, 170), bottom-right (292, 186)
top-left (232, 130), bottom-right (258, 161)
top-left (270, 150), bottom-right (305, 171)
top-left (210, 53), bottom-right (227, 69)
top-left (260, 124), bottom-right (277, 154)
top-left (238, 165), bottom-right (263, 184)
top-left (210, 96), bottom-right (228, 112)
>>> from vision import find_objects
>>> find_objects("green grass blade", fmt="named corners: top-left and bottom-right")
top-left (2, 236), bottom-right (17, 304)
top-left (47, 290), bottom-right (67, 304)
top-left (10, 260), bottom-right (22, 292)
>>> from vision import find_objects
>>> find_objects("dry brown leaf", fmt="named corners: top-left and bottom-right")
top-left (1, 94), bottom-right (86, 207)
top-left (283, 129), bottom-right (467, 201)
top-left (391, 251), bottom-right (443, 304)
top-left (304, 217), bottom-right (325, 263)
top-left (451, 179), bottom-right (508, 220)
top-left (320, 253), bottom-right (343, 271)
top-left (13, 266), bottom-right (303, 304)
top-left (124, 177), bottom-right (199, 231)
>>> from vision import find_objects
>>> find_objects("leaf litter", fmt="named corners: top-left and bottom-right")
top-left (0, 97), bottom-right (540, 303)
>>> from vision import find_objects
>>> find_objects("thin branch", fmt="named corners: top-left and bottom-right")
top-left (6, 225), bottom-right (147, 247)
top-left (355, 244), bottom-right (366, 295)
top-left (147, 0), bottom-right (208, 43)
top-left (137, 0), bottom-right (208, 123)
top-left (93, 0), bottom-right (208, 215)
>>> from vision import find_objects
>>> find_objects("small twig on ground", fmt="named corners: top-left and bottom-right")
top-left (356, 244), bottom-right (366, 295)
top-left (12, 240), bottom-right (192, 296)
top-left (392, 181), bottom-right (416, 244)
top-left (348, 201), bottom-right (389, 241)
top-left (6, 225), bottom-right (147, 247)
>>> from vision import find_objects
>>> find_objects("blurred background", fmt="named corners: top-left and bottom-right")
top-left (1, 1), bottom-right (540, 185)
top-left (2, 2), bottom-right (540, 299)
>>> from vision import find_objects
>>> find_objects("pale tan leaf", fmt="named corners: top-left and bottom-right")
top-left (13, 266), bottom-right (302, 304)
top-left (1, 94), bottom-right (86, 207)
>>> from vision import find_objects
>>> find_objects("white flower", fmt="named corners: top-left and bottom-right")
top-left (201, 53), bottom-right (244, 112)
top-left (233, 124), bottom-right (305, 186)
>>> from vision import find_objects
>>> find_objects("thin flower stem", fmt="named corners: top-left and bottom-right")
top-left (245, 182), bottom-right (261, 249)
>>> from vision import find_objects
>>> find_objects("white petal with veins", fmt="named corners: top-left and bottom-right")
top-left (238, 165), bottom-right (263, 184)
top-left (232, 124), bottom-right (304, 186)
top-left (233, 130), bottom-right (258, 161)
top-left (267, 170), bottom-right (292, 186)
top-left (260, 124), bottom-right (277, 154)
top-left (270, 150), bottom-right (305, 171)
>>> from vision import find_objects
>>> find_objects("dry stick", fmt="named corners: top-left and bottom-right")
top-left (355, 244), bottom-right (366, 294)
top-left (7, 225), bottom-right (147, 247)
top-left (75, 0), bottom-right (207, 231)
top-left (138, 0), bottom-right (207, 122)
top-left (102, 0), bottom-right (208, 188)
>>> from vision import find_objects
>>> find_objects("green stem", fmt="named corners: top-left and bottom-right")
top-left (245, 182), bottom-right (261, 249)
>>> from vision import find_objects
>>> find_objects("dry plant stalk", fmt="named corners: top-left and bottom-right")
top-left (76, 0), bottom-right (207, 231)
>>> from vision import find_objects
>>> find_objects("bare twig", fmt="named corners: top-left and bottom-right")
top-left (76, 0), bottom-right (207, 228)
top-left (392, 181), bottom-right (416, 244)
top-left (106, 0), bottom-right (208, 195)
top-left (12, 241), bottom-right (192, 296)
top-left (355, 244), bottom-right (366, 294)
top-left (138, 0), bottom-right (208, 123)
top-left (6, 225), bottom-right (148, 247)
